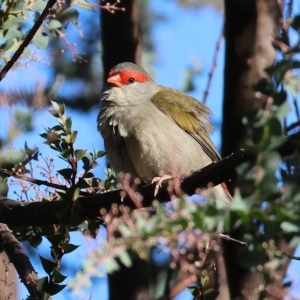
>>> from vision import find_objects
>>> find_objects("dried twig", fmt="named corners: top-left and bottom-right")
top-left (202, 28), bottom-right (223, 104)
top-left (217, 233), bottom-right (247, 247)
top-left (284, 252), bottom-right (300, 260)
top-left (0, 167), bottom-right (91, 196)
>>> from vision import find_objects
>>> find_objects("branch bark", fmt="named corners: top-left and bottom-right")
top-left (0, 223), bottom-right (40, 299)
top-left (222, 0), bottom-right (281, 298)
top-left (0, 132), bottom-right (297, 226)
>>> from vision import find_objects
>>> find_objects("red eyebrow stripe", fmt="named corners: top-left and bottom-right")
top-left (119, 70), bottom-right (149, 83)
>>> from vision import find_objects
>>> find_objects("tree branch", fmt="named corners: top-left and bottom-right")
top-left (0, 223), bottom-right (40, 299)
top-left (0, 0), bottom-right (57, 80)
top-left (0, 132), bottom-right (297, 226)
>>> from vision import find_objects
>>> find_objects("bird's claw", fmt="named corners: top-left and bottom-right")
top-left (151, 175), bottom-right (172, 196)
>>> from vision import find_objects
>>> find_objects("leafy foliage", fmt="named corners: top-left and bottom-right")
top-left (69, 12), bottom-right (300, 300)
top-left (2, 3), bottom-right (300, 300)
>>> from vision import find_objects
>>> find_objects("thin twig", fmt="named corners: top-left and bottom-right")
top-left (217, 233), bottom-right (247, 247)
top-left (1, 167), bottom-right (67, 190)
top-left (286, 120), bottom-right (300, 132)
top-left (293, 98), bottom-right (300, 123)
top-left (284, 252), bottom-right (300, 260)
top-left (0, 0), bottom-right (57, 81)
top-left (202, 28), bottom-right (223, 104)
top-left (0, 167), bottom-right (91, 196)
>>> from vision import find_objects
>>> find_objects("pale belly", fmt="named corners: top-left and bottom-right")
top-left (121, 105), bottom-right (213, 182)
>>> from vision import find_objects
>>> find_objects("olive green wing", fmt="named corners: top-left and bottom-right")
top-left (151, 86), bottom-right (221, 162)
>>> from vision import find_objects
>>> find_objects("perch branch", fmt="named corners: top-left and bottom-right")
top-left (0, 132), bottom-right (297, 226)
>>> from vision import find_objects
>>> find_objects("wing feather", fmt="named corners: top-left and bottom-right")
top-left (151, 87), bottom-right (221, 162)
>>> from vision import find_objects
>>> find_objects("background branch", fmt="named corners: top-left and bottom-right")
top-left (0, 223), bottom-right (40, 299)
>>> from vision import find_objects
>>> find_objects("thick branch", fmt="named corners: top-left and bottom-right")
top-left (0, 223), bottom-right (40, 299)
top-left (0, 132), bottom-right (297, 226)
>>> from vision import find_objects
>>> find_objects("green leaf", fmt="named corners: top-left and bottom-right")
top-left (48, 109), bottom-right (60, 117)
top-left (53, 270), bottom-right (67, 284)
top-left (39, 256), bottom-right (55, 275)
top-left (118, 224), bottom-right (132, 238)
top-left (64, 134), bottom-right (71, 143)
top-left (46, 19), bottom-right (62, 30)
top-left (283, 73), bottom-right (300, 98)
top-left (0, 38), bottom-right (18, 52)
top-left (60, 148), bottom-right (72, 158)
top-left (60, 242), bottom-right (79, 253)
top-left (32, 0), bottom-right (46, 11)
top-left (77, 178), bottom-right (90, 188)
top-left (291, 15), bottom-right (300, 32)
top-left (3, 17), bottom-right (25, 30)
top-left (32, 32), bottom-right (49, 49)
top-left (204, 289), bottom-right (220, 300)
top-left (65, 117), bottom-right (72, 131)
top-left (253, 78), bottom-right (273, 96)
top-left (188, 286), bottom-right (198, 296)
top-left (261, 152), bottom-right (280, 173)
top-left (97, 150), bottom-right (106, 158)
top-left (82, 156), bottom-right (91, 171)
top-left (37, 276), bottom-right (48, 292)
top-left (281, 222), bottom-right (300, 233)
top-left (75, 149), bottom-right (86, 161)
top-left (288, 236), bottom-right (300, 248)
top-left (57, 168), bottom-right (73, 180)
top-left (20, 47), bottom-right (30, 58)
top-left (192, 212), bottom-right (203, 230)
top-left (4, 24), bottom-right (22, 40)
top-left (51, 101), bottom-right (60, 111)
top-left (49, 283), bottom-right (67, 296)
top-left (204, 204), bottom-right (219, 216)
top-left (46, 234), bottom-right (65, 246)
top-left (274, 101), bottom-right (291, 119)
top-left (57, 8), bottom-right (79, 23)
top-left (24, 142), bottom-right (37, 156)
top-left (71, 131), bottom-right (78, 143)
top-left (103, 258), bottom-right (120, 273)
top-left (230, 190), bottom-right (251, 211)
top-left (266, 117), bottom-right (282, 136)
top-left (73, 0), bottom-right (94, 11)
top-left (118, 251), bottom-right (132, 268)
top-left (28, 236), bottom-right (43, 248)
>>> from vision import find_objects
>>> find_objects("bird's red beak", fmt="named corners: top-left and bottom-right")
top-left (107, 74), bottom-right (122, 87)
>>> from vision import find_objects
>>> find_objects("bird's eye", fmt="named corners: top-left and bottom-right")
top-left (128, 78), bottom-right (135, 84)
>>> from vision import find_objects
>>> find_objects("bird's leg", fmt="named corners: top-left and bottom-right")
top-left (151, 175), bottom-right (173, 196)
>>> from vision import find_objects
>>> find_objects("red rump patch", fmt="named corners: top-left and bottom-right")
top-left (221, 182), bottom-right (231, 195)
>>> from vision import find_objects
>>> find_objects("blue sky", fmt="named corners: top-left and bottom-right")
top-left (1, 1), bottom-right (300, 299)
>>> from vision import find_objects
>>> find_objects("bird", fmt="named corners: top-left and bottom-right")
top-left (97, 62), bottom-right (231, 204)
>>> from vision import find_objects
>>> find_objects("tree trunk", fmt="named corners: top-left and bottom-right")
top-left (100, 0), bottom-right (142, 82)
top-left (222, 0), bottom-right (280, 299)
top-left (100, 1), bottom-right (143, 299)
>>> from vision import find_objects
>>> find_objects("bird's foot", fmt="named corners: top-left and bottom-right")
top-left (151, 175), bottom-right (173, 196)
